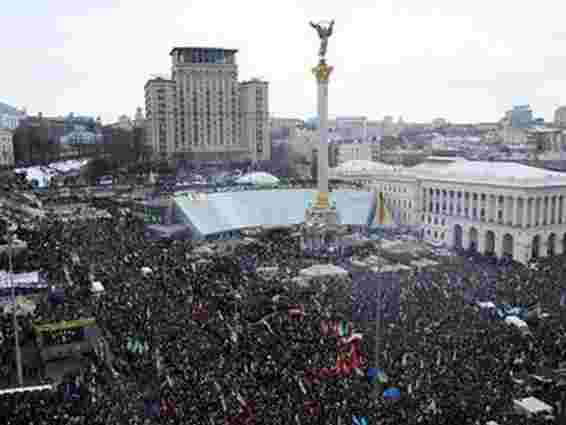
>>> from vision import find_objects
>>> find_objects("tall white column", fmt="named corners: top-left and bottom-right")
top-left (553, 196), bottom-right (559, 225)
top-left (473, 192), bottom-right (478, 220)
top-left (317, 81), bottom-right (329, 195)
top-left (522, 197), bottom-right (528, 228)
top-left (530, 197), bottom-right (536, 228)
top-left (488, 194), bottom-right (494, 222)
top-left (511, 196), bottom-right (519, 226)
top-left (312, 62), bottom-right (333, 209)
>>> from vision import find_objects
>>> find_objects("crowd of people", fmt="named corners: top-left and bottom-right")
top-left (0, 187), bottom-right (565, 424)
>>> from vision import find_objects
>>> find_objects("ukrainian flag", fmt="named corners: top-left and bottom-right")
top-left (367, 190), bottom-right (395, 228)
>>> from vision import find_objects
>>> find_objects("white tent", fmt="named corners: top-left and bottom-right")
top-left (513, 397), bottom-right (553, 417)
top-left (299, 264), bottom-right (349, 280)
top-left (505, 316), bottom-right (531, 335)
top-left (235, 172), bottom-right (280, 186)
top-left (91, 281), bottom-right (105, 294)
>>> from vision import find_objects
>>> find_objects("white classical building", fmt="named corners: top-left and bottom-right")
top-left (330, 157), bottom-right (566, 264)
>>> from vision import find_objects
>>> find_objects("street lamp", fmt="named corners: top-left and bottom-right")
top-left (7, 221), bottom-right (24, 386)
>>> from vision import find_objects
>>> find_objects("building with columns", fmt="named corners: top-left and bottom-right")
top-left (330, 157), bottom-right (566, 264)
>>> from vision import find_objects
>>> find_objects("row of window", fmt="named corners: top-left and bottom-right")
top-left (384, 184), bottom-right (409, 194)
top-left (424, 229), bottom-right (446, 240)
top-left (386, 198), bottom-right (413, 209)
top-left (422, 215), bottom-right (447, 226)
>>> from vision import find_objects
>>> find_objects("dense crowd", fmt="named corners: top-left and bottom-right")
top-left (0, 194), bottom-right (565, 424)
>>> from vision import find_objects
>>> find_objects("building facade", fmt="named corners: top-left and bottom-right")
top-left (269, 117), bottom-right (303, 140)
top-left (170, 47), bottom-right (247, 161)
top-left (334, 141), bottom-right (380, 165)
top-left (554, 106), bottom-right (566, 128)
top-left (510, 105), bottom-right (534, 129)
top-left (0, 129), bottom-right (14, 167)
top-left (330, 157), bottom-right (566, 264)
top-left (0, 102), bottom-right (25, 130)
top-left (335, 116), bottom-right (368, 140)
top-left (240, 79), bottom-right (270, 162)
top-left (144, 77), bottom-right (176, 161)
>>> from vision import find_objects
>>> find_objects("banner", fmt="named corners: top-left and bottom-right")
top-left (0, 271), bottom-right (46, 289)
top-left (33, 318), bottom-right (96, 334)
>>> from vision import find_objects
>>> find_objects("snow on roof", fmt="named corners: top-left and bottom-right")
top-left (332, 156), bottom-right (566, 187)
top-left (418, 161), bottom-right (566, 185)
top-left (235, 172), bottom-right (280, 185)
top-left (14, 159), bottom-right (89, 186)
top-left (334, 160), bottom-right (393, 173)
top-left (47, 159), bottom-right (89, 173)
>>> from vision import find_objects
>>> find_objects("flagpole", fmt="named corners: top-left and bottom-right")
top-left (374, 257), bottom-right (382, 399)
top-left (370, 233), bottom-right (384, 399)
top-left (8, 226), bottom-right (24, 386)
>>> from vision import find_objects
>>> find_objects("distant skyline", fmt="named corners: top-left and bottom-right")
top-left (2, 0), bottom-right (566, 124)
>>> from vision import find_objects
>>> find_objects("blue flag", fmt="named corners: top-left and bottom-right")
top-left (144, 400), bottom-right (160, 417)
top-left (353, 415), bottom-right (368, 425)
top-left (64, 382), bottom-right (80, 401)
top-left (383, 387), bottom-right (401, 401)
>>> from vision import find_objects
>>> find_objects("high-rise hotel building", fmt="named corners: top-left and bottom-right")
top-left (145, 47), bottom-right (270, 162)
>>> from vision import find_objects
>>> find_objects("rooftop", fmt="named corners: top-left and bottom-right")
top-left (332, 157), bottom-right (566, 187)
top-left (240, 78), bottom-right (268, 85)
top-left (169, 47), bottom-right (238, 55)
top-left (144, 77), bottom-right (174, 89)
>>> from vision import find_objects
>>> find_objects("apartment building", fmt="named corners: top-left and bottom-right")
top-left (0, 128), bottom-right (14, 167)
top-left (240, 78), bottom-right (270, 162)
top-left (144, 77), bottom-right (176, 161)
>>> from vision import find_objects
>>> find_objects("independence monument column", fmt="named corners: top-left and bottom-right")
top-left (310, 19), bottom-right (334, 211)
top-left (302, 19), bottom-right (339, 253)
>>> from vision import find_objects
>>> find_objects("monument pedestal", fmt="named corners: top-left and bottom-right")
top-left (305, 205), bottom-right (339, 226)
top-left (301, 203), bottom-right (340, 253)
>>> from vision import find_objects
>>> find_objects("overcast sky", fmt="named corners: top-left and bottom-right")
top-left (2, 0), bottom-right (566, 124)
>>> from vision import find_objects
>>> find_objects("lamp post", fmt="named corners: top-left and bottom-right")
top-left (7, 223), bottom-right (24, 386)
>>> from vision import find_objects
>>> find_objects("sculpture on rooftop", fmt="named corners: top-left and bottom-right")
top-left (310, 20), bottom-right (335, 60)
